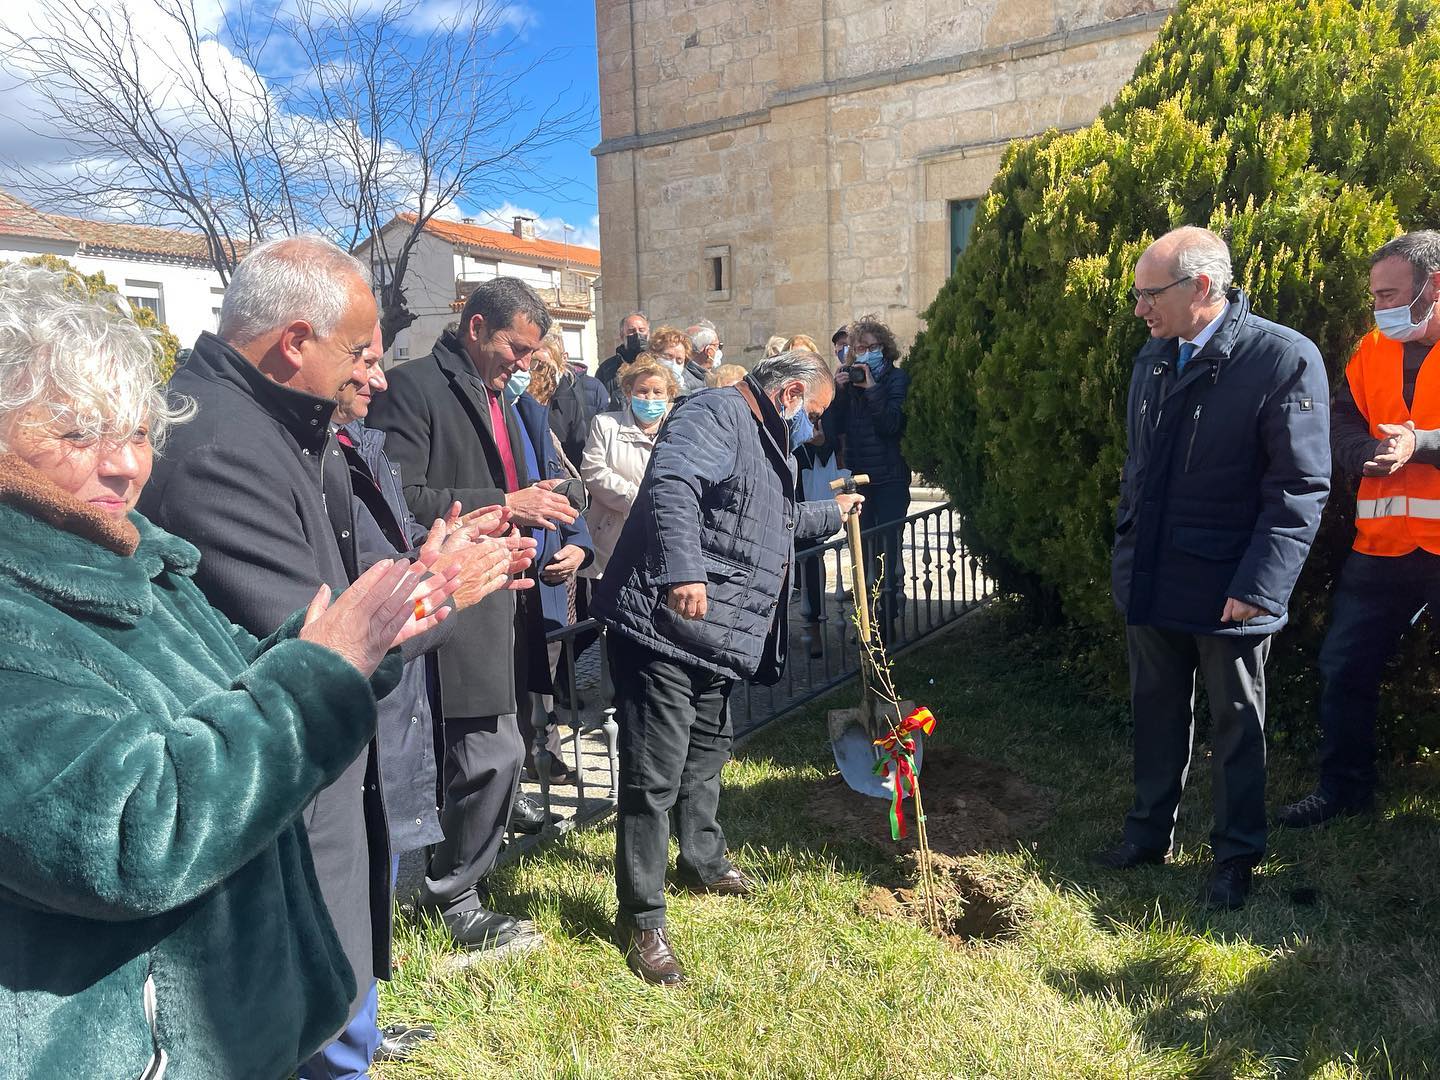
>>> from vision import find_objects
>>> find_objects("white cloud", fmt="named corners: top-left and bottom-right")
top-left (444, 201), bottom-right (599, 250)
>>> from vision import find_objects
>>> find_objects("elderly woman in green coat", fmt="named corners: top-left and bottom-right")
top-left (0, 264), bottom-right (513, 1079)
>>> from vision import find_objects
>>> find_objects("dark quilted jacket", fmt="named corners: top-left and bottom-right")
top-left (593, 376), bottom-right (841, 683)
top-left (823, 363), bottom-right (911, 486)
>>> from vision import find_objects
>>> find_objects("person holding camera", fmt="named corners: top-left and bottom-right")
top-left (824, 316), bottom-right (912, 637)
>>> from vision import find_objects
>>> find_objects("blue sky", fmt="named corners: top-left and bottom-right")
top-left (0, 0), bottom-right (605, 249)
top-left (446, 0), bottom-right (603, 247)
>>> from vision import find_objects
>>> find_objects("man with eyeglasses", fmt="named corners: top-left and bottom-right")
top-left (1096, 225), bottom-right (1330, 910)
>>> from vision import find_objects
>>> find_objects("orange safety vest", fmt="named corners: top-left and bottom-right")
top-left (1346, 329), bottom-right (1440, 556)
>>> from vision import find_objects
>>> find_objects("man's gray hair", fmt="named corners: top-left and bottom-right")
top-left (0, 263), bottom-right (193, 449)
top-left (619, 310), bottom-right (647, 331)
top-left (1169, 226), bottom-right (1233, 302)
top-left (458, 276), bottom-right (552, 339)
top-left (688, 320), bottom-right (718, 350)
top-left (750, 349), bottom-right (829, 396)
top-left (1372, 230), bottom-right (1440, 293)
top-left (218, 235), bottom-right (371, 345)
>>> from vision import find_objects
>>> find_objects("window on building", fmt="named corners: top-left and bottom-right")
top-left (562, 326), bottom-right (584, 362)
top-left (125, 280), bottom-right (164, 322)
top-left (210, 286), bottom-right (225, 330)
top-left (949, 199), bottom-right (979, 272)
top-left (704, 244), bottom-right (731, 302)
top-left (395, 345), bottom-right (410, 360)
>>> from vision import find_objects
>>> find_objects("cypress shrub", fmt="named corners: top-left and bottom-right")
top-left (905, 0), bottom-right (1440, 752)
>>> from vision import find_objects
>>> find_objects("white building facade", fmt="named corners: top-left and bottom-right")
top-left (0, 191), bottom-right (227, 348)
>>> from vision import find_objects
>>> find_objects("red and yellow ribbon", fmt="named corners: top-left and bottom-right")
top-left (872, 707), bottom-right (938, 840)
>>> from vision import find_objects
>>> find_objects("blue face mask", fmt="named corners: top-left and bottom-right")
top-left (503, 367), bottom-right (531, 402)
top-left (631, 396), bottom-right (667, 424)
top-left (788, 405), bottom-right (815, 450)
top-left (856, 347), bottom-right (885, 378)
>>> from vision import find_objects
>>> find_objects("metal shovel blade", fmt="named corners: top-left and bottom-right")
top-left (827, 704), bottom-right (924, 800)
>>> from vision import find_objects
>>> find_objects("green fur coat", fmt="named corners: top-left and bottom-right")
top-left (0, 459), bottom-right (393, 1080)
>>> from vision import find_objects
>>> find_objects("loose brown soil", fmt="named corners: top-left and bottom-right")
top-left (809, 744), bottom-right (1055, 944)
top-left (857, 854), bottom-right (1021, 945)
top-left (805, 744), bottom-right (1057, 858)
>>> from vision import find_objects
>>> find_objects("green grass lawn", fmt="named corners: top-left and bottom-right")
top-left (379, 608), bottom-right (1440, 1079)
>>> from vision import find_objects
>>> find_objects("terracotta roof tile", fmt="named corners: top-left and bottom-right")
top-left (0, 192), bottom-right (78, 244)
top-left (45, 213), bottom-right (232, 265)
top-left (402, 213), bottom-right (600, 270)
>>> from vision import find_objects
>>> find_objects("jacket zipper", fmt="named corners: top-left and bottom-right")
top-left (1184, 404), bottom-right (1204, 471)
top-left (139, 972), bottom-right (169, 1080)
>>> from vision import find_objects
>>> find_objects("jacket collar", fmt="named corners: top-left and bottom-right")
top-left (0, 455), bottom-right (199, 625)
top-left (340, 418), bottom-right (386, 457)
top-left (736, 375), bottom-right (792, 470)
top-left (187, 331), bottom-right (335, 454)
top-left (1137, 287), bottom-right (1252, 380)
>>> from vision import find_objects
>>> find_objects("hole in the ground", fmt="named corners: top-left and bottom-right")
top-left (858, 854), bottom-right (1025, 945)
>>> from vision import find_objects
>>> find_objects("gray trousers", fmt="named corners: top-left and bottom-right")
top-left (1122, 624), bottom-right (1271, 865)
top-left (419, 711), bottom-right (523, 916)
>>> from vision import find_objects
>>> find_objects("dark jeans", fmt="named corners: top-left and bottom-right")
top-left (1317, 550), bottom-right (1440, 804)
top-left (1123, 624), bottom-right (1272, 864)
top-left (859, 482), bottom-right (910, 635)
top-left (610, 632), bottom-right (735, 929)
top-left (419, 711), bottom-right (523, 916)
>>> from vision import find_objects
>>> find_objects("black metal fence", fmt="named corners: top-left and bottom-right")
top-left (501, 501), bottom-right (994, 857)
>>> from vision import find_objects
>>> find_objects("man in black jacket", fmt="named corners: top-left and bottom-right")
top-left (1096, 226), bottom-right (1331, 910)
top-left (593, 350), bottom-right (862, 985)
top-left (140, 236), bottom-right (396, 1075)
top-left (596, 310), bottom-right (649, 410)
top-left (367, 278), bottom-right (577, 951)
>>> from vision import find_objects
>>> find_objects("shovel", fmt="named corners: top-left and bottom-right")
top-left (825, 473), bottom-right (921, 799)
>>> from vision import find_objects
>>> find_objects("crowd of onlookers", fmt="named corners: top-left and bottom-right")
top-left (0, 236), bottom-right (909, 1078)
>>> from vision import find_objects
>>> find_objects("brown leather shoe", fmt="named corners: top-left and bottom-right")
top-left (678, 867), bottom-right (755, 897)
top-left (616, 921), bottom-right (685, 985)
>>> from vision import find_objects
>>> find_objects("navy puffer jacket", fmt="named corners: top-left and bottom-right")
top-left (593, 376), bottom-right (841, 683)
top-left (1111, 288), bottom-right (1331, 636)
top-left (823, 363), bottom-right (911, 486)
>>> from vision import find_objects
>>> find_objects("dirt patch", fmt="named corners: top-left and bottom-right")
top-left (858, 854), bottom-right (1022, 945)
top-left (805, 744), bottom-right (1057, 859)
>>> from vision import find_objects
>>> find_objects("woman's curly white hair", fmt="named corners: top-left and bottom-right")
top-left (0, 263), bottom-right (193, 449)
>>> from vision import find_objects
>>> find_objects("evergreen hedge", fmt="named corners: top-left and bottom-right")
top-left (905, 0), bottom-right (1440, 751)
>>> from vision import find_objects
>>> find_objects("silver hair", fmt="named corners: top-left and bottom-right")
top-left (618, 310), bottom-right (648, 331)
top-left (1168, 226), bottom-right (1233, 302)
top-left (0, 263), bottom-right (194, 450)
top-left (218, 235), bottom-right (371, 345)
top-left (1372, 230), bottom-right (1440, 293)
top-left (689, 323), bottom-right (718, 350)
top-left (750, 349), bottom-right (830, 396)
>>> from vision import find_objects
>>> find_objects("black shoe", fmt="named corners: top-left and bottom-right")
top-left (374, 1023), bottom-right (436, 1063)
top-left (1277, 789), bottom-right (1372, 829)
top-left (1203, 859), bottom-right (1254, 910)
top-left (509, 794), bottom-right (559, 835)
top-left (1090, 840), bottom-right (1172, 870)
top-left (442, 907), bottom-right (520, 950)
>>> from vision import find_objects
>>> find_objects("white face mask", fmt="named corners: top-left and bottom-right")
top-left (1376, 283), bottom-right (1437, 342)
top-left (712, 347), bottom-right (724, 365)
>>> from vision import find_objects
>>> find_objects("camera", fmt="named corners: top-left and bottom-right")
top-left (843, 363), bottom-right (870, 387)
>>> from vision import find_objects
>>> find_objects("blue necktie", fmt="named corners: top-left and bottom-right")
top-left (1177, 341), bottom-right (1196, 373)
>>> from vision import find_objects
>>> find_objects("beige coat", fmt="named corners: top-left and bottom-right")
top-left (580, 407), bottom-right (663, 576)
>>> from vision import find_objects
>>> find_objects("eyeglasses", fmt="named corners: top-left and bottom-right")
top-left (1130, 276), bottom-right (1193, 305)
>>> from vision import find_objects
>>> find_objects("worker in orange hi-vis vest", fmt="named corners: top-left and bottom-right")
top-left (1280, 231), bottom-right (1440, 829)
